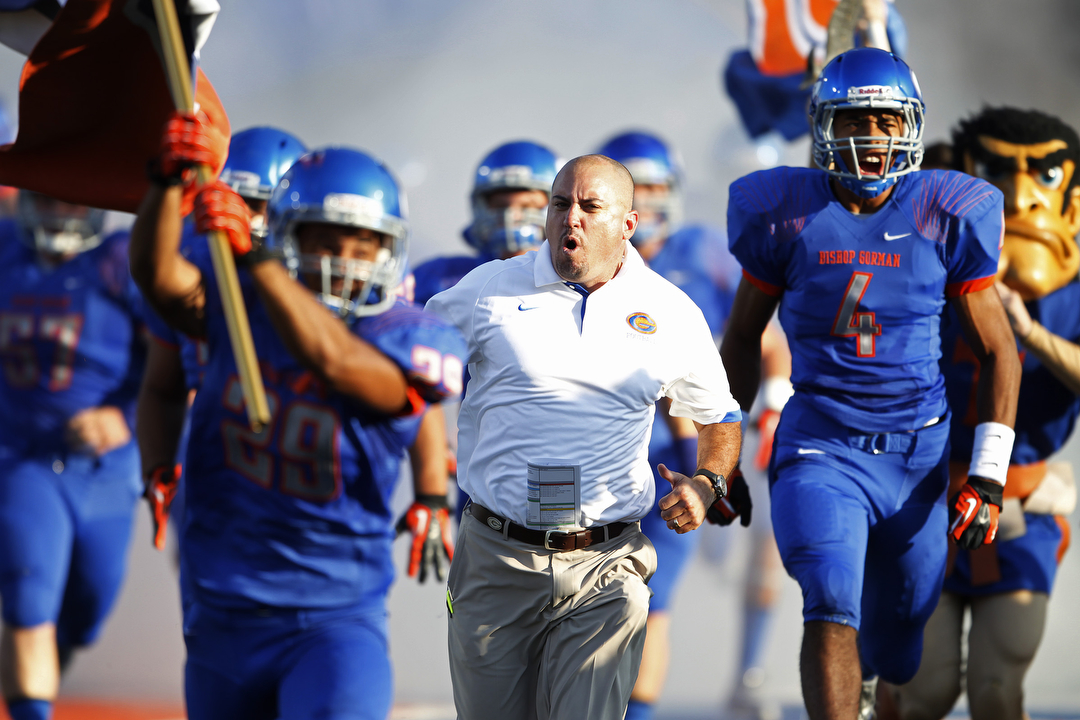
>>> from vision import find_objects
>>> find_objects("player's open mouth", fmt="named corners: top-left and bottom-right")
top-left (562, 237), bottom-right (580, 251)
top-left (858, 154), bottom-right (887, 176)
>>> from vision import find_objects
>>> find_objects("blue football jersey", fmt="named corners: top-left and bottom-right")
top-left (650, 224), bottom-right (735, 338)
top-left (412, 253), bottom-right (493, 307)
top-left (0, 222), bottom-right (144, 453)
top-left (181, 272), bottom-right (466, 610)
top-left (729, 167), bottom-right (1003, 432)
top-left (943, 280), bottom-right (1080, 465)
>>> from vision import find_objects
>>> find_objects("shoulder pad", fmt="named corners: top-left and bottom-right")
top-left (731, 167), bottom-right (828, 243)
top-left (905, 170), bottom-right (1003, 243)
top-left (359, 301), bottom-right (467, 403)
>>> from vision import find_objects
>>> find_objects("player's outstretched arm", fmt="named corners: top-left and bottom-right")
top-left (136, 340), bottom-right (188, 477)
top-left (136, 340), bottom-right (189, 550)
top-left (129, 113), bottom-right (210, 338)
top-left (720, 278), bottom-right (782, 411)
top-left (248, 260), bottom-right (409, 414)
top-left (998, 281), bottom-right (1080, 395)
top-left (398, 405), bottom-right (454, 583)
top-left (948, 285), bottom-right (1022, 548)
top-left (754, 322), bottom-right (793, 470)
top-left (951, 286), bottom-right (1021, 431)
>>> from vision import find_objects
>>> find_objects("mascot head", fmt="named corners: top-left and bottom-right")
top-left (953, 107), bottom-right (1080, 299)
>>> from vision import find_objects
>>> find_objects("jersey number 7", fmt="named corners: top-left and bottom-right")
top-left (831, 271), bottom-right (881, 358)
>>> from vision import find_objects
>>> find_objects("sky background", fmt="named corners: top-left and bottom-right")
top-left (0, 1), bottom-right (1077, 716)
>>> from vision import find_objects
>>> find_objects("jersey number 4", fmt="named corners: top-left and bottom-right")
top-left (0, 312), bottom-right (83, 390)
top-left (221, 375), bottom-right (341, 503)
top-left (831, 272), bottom-right (881, 358)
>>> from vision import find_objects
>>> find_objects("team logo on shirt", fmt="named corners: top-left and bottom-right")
top-left (626, 312), bottom-right (657, 334)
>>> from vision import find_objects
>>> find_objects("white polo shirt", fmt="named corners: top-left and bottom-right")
top-left (426, 241), bottom-right (741, 527)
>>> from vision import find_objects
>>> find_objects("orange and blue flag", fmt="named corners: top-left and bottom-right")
top-left (0, 0), bottom-right (229, 214)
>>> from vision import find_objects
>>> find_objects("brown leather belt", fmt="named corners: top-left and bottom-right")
top-left (468, 502), bottom-right (631, 552)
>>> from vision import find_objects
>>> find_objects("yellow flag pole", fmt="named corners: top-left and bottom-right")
top-left (149, 0), bottom-right (271, 432)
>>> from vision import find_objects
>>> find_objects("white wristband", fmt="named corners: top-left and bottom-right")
top-left (968, 422), bottom-right (1015, 486)
top-left (762, 376), bottom-right (794, 413)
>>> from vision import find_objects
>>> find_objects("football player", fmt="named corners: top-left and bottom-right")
top-left (0, 192), bottom-right (145, 720)
top-left (411, 140), bottom-right (560, 307)
top-left (885, 107), bottom-right (1080, 720)
top-left (596, 130), bottom-right (791, 720)
top-left (137, 126), bottom-right (307, 553)
top-left (129, 113), bottom-right (465, 720)
top-left (720, 48), bottom-right (1021, 720)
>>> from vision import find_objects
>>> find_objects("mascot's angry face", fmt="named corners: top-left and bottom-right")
top-left (954, 108), bottom-right (1080, 299)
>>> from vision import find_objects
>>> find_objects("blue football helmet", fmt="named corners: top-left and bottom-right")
top-left (810, 47), bottom-right (925, 198)
top-left (268, 147), bottom-right (408, 319)
top-left (464, 140), bottom-right (560, 257)
top-left (221, 127), bottom-right (307, 238)
top-left (595, 131), bottom-right (683, 246)
top-left (17, 190), bottom-right (105, 255)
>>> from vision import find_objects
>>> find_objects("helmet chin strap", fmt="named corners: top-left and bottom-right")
top-left (837, 173), bottom-right (899, 199)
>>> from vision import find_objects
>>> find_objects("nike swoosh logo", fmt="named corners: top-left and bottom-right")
top-left (518, 302), bottom-right (539, 311)
top-left (883, 232), bottom-right (911, 241)
top-left (964, 497), bottom-right (977, 520)
top-left (949, 497), bottom-right (979, 534)
top-left (797, 448), bottom-right (825, 455)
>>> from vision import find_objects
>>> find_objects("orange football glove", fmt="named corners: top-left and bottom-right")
top-left (395, 494), bottom-right (453, 583)
top-left (154, 111), bottom-right (215, 185)
top-left (144, 464), bottom-right (181, 551)
top-left (948, 477), bottom-right (1003, 549)
top-left (194, 181), bottom-right (253, 256)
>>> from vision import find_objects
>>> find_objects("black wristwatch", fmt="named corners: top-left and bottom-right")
top-left (694, 468), bottom-right (727, 503)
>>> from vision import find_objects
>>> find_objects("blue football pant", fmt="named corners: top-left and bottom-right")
top-left (0, 445), bottom-right (140, 647)
top-left (770, 397), bottom-right (950, 684)
top-left (183, 601), bottom-right (392, 720)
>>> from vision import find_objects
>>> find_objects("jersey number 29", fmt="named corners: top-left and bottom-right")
top-left (221, 375), bottom-right (341, 502)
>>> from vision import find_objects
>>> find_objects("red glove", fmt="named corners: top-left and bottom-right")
top-left (144, 464), bottom-right (181, 551)
top-left (754, 409), bottom-right (780, 471)
top-left (396, 494), bottom-right (454, 583)
top-left (705, 466), bottom-right (752, 527)
top-left (948, 477), bottom-right (1003, 549)
top-left (194, 181), bottom-right (253, 256)
top-left (153, 111), bottom-right (216, 186)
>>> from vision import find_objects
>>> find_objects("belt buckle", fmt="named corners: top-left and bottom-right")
top-left (544, 529), bottom-right (568, 551)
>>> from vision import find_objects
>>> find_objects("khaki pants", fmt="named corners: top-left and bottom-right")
top-left (447, 509), bottom-right (656, 720)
